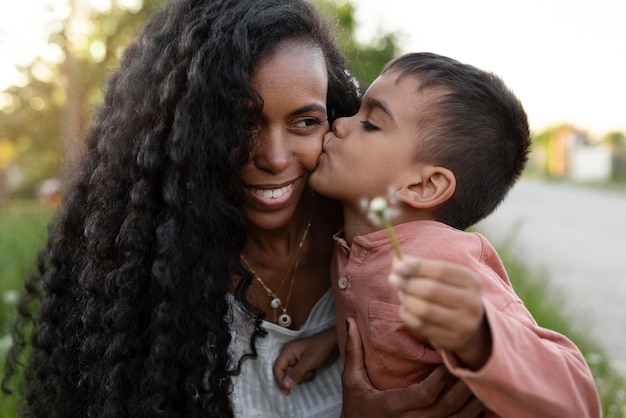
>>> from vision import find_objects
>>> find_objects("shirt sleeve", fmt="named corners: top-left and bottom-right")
top-left (441, 297), bottom-right (601, 417)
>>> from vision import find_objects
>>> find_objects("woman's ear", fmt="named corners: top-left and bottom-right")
top-left (395, 165), bottom-right (456, 209)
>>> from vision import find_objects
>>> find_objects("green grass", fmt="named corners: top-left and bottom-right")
top-left (0, 200), bottom-right (56, 418)
top-left (0, 200), bottom-right (624, 416)
top-left (0, 201), bottom-right (54, 333)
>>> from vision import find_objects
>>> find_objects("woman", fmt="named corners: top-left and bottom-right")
top-left (3, 0), bottom-right (481, 416)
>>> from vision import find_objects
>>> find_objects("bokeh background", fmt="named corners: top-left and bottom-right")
top-left (1, 0), bottom-right (625, 416)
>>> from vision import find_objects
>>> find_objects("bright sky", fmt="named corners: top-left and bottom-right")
top-left (352, 0), bottom-right (626, 137)
top-left (0, 0), bottom-right (64, 87)
top-left (1, 0), bottom-right (624, 137)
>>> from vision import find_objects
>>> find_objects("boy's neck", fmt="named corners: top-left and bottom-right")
top-left (341, 212), bottom-right (380, 246)
top-left (340, 203), bottom-right (399, 246)
top-left (341, 200), bottom-right (435, 246)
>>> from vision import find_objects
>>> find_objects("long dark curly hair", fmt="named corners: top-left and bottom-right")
top-left (2, 0), bottom-right (360, 416)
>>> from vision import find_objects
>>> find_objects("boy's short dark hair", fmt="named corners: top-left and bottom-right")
top-left (383, 52), bottom-right (531, 230)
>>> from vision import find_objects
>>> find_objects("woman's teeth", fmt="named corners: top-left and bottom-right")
top-left (252, 183), bottom-right (293, 199)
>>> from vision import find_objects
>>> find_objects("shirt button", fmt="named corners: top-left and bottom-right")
top-left (338, 276), bottom-right (348, 289)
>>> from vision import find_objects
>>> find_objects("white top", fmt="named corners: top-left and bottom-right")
top-left (229, 289), bottom-right (342, 418)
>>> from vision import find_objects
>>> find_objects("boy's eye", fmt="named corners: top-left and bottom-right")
top-left (360, 120), bottom-right (379, 131)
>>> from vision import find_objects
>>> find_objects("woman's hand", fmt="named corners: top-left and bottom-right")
top-left (273, 327), bottom-right (339, 395)
top-left (341, 317), bottom-right (484, 417)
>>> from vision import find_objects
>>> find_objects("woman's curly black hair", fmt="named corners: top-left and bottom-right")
top-left (2, 0), bottom-right (360, 416)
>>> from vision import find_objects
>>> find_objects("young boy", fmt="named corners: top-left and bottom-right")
top-left (278, 52), bottom-right (600, 416)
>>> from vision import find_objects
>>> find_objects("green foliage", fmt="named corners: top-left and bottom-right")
top-left (315, 0), bottom-right (401, 87)
top-left (0, 0), bottom-right (398, 199)
top-left (602, 131), bottom-right (626, 148)
top-left (0, 0), bottom-right (167, 197)
top-left (0, 202), bottom-right (54, 333)
top-left (603, 131), bottom-right (626, 181)
top-left (0, 201), bottom-right (55, 418)
top-left (0, 77), bottom-right (63, 193)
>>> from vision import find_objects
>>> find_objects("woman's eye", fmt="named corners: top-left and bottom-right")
top-left (360, 120), bottom-right (379, 131)
top-left (294, 118), bottom-right (321, 128)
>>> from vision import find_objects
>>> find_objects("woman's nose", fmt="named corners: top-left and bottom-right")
top-left (252, 128), bottom-right (290, 173)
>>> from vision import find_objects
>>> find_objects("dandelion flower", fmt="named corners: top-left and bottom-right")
top-left (368, 197), bottom-right (402, 259)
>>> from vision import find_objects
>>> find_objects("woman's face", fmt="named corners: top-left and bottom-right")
top-left (240, 40), bottom-right (329, 231)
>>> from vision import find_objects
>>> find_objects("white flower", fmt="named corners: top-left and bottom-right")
top-left (366, 196), bottom-right (402, 259)
top-left (367, 197), bottom-right (387, 227)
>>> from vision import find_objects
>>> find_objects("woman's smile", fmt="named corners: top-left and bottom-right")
top-left (249, 183), bottom-right (294, 199)
top-left (243, 178), bottom-right (301, 209)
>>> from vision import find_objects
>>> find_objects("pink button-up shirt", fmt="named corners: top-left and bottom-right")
top-left (332, 220), bottom-right (600, 417)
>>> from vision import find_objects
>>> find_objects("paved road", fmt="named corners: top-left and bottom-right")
top-left (476, 179), bottom-right (626, 372)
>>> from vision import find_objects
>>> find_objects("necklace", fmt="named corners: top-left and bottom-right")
top-left (241, 214), bottom-right (312, 328)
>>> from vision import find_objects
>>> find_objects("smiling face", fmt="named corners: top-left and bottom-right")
top-left (239, 40), bottom-right (329, 231)
top-left (310, 70), bottom-right (427, 207)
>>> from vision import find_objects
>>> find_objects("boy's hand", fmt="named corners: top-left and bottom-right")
top-left (389, 256), bottom-right (492, 370)
top-left (273, 327), bottom-right (339, 395)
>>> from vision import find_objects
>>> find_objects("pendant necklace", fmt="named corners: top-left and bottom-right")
top-left (241, 214), bottom-right (312, 328)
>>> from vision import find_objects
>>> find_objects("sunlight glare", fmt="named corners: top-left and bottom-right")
top-left (42, 43), bottom-right (66, 65)
top-left (0, 93), bottom-right (17, 113)
top-left (31, 62), bottom-right (55, 83)
top-left (89, 40), bottom-right (107, 62)
top-left (117, 0), bottom-right (143, 13)
top-left (28, 96), bottom-right (46, 112)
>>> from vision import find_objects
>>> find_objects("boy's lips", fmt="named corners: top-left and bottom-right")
top-left (322, 132), bottom-right (335, 152)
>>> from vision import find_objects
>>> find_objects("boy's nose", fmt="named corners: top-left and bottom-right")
top-left (331, 116), bottom-right (348, 138)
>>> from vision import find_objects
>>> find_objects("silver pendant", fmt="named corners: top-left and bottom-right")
top-left (278, 313), bottom-right (292, 327)
top-left (271, 298), bottom-right (282, 309)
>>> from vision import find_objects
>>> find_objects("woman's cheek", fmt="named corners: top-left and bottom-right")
top-left (305, 133), bottom-right (326, 172)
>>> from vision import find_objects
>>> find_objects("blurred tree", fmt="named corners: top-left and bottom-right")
top-left (0, 67), bottom-right (63, 197)
top-left (61, 0), bottom-right (167, 172)
top-left (602, 131), bottom-right (626, 180)
top-left (0, 0), bottom-right (166, 196)
top-left (0, 0), bottom-right (398, 198)
top-left (602, 131), bottom-right (626, 148)
top-left (315, 0), bottom-right (400, 88)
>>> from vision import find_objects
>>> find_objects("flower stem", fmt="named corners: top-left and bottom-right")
top-left (381, 217), bottom-right (403, 260)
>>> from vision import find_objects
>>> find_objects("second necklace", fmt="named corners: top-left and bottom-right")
top-left (241, 215), bottom-right (312, 328)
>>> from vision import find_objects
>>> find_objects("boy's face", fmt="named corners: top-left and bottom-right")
top-left (310, 70), bottom-right (426, 205)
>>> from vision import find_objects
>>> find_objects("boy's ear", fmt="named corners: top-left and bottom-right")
top-left (395, 165), bottom-right (456, 209)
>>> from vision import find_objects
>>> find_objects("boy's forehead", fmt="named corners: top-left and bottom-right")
top-left (366, 72), bottom-right (432, 116)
